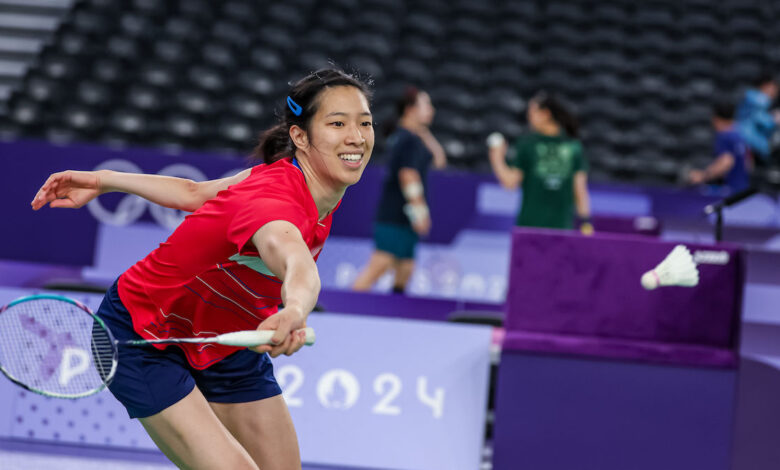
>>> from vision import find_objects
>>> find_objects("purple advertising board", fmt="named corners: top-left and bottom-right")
top-left (0, 287), bottom-right (492, 470)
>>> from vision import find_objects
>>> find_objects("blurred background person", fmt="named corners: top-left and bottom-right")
top-left (352, 86), bottom-right (445, 293)
top-left (486, 91), bottom-right (592, 234)
top-left (688, 101), bottom-right (751, 193)
top-left (736, 72), bottom-right (780, 165)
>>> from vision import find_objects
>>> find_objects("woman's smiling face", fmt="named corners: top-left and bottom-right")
top-left (298, 85), bottom-right (374, 188)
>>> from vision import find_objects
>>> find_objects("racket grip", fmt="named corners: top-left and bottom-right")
top-left (215, 327), bottom-right (316, 347)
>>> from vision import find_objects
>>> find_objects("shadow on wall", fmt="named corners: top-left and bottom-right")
top-left (732, 357), bottom-right (780, 470)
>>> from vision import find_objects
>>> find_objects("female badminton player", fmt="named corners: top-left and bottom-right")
top-left (351, 86), bottom-right (445, 293)
top-left (31, 68), bottom-right (374, 470)
top-left (487, 91), bottom-right (593, 234)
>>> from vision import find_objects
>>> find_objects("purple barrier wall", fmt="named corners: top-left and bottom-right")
top-left (4, 140), bottom-right (244, 266)
top-left (6, 139), bottom-right (775, 269)
top-left (503, 229), bottom-right (745, 367)
top-left (4, 140), bottom-right (481, 266)
top-left (316, 289), bottom-right (502, 322)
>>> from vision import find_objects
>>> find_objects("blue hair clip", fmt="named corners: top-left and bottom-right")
top-left (286, 96), bottom-right (302, 116)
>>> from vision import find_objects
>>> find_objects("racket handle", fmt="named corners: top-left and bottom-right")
top-left (214, 327), bottom-right (316, 347)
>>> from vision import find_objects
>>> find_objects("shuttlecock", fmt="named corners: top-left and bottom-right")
top-left (641, 245), bottom-right (700, 290)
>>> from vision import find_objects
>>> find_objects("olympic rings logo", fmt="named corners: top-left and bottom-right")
top-left (86, 159), bottom-right (243, 229)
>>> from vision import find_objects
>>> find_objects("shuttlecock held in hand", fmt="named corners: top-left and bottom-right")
top-left (486, 132), bottom-right (506, 149)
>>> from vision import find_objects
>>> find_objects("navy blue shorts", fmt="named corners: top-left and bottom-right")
top-left (374, 222), bottom-right (418, 260)
top-left (94, 280), bottom-right (282, 419)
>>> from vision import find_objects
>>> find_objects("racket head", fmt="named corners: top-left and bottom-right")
top-left (0, 294), bottom-right (118, 399)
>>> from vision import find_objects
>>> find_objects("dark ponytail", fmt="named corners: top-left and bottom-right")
top-left (532, 91), bottom-right (579, 139)
top-left (253, 67), bottom-right (373, 164)
top-left (256, 124), bottom-right (292, 163)
top-left (384, 85), bottom-right (420, 137)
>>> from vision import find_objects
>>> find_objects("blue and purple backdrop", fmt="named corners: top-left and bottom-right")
top-left (0, 287), bottom-right (493, 470)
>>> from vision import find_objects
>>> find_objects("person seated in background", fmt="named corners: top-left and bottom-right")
top-left (486, 91), bottom-right (592, 235)
top-left (352, 86), bottom-right (446, 294)
top-left (736, 72), bottom-right (779, 164)
top-left (688, 101), bottom-right (751, 193)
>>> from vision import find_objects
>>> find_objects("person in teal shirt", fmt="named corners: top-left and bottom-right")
top-left (736, 73), bottom-right (779, 163)
top-left (487, 91), bottom-right (592, 233)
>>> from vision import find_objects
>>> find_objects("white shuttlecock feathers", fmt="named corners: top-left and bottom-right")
top-left (641, 245), bottom-right (700, 290)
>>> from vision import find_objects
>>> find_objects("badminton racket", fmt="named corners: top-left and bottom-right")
top-left (0, 294), bottom-right (315, 399)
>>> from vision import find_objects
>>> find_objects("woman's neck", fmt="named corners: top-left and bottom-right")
top-left (294, 154), bottom-right (346, 221)
top-left (398, 116), bottom-right (420, 133)
top-left (536, 122), bottom-right (560, 136)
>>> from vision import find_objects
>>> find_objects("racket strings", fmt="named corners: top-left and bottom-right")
top-left (0, 298), bottom-right (116, 397)
top-left (0, 302), bottom-right (49, 384)
top-left (90, 321), bottom-right (115, 383)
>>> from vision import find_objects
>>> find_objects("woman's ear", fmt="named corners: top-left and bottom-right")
top-left (289, 125), bottom-right (309, 150)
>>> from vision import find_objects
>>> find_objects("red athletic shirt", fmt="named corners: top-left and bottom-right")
top-left (118, 158), bottom-right (335, 369)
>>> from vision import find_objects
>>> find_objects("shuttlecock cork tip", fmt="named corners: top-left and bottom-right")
top-left (641, 270), bottom-right (659, 290)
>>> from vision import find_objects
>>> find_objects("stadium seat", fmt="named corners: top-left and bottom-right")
top-left (126, 85), bottom-right (164, 112)
top-left (174, 89), bottom-right (213, 116)
top-left (178, 0), bottom-right (214, 22)
top-left (76, 80), bottom-right (112, 108)
top-left (227, 93), bottom-right (264, 121)
top-left (269, 4), bottom-right (308, 31)
top-left (108, 108), bottom-right (149, 137)
top-left (8, 98), bottom-right (44, 127)
top-left (23, 75), bottom-right (64, 104)
top-left (119, 12), bottom-right (156, 38)
top-left (211, 20), bottom-right (251, 49)
top-left (163, 17), bottom-right (201, 43)
top-left (546, 2), bottom-right (586, 24)
top-left (236, 70), bottom-right (276, 97)
top-left (105, 35), bottom-right (141, 61)
top-left (187, 65), bottom-right (226, 93)
top-left (137, 62), bottom-right (178, 88)
top-left (221, 1), bottom-right (260, 26)
top-left (153, 38), bottom-right (192, 65)
top-left (39, 53), bottom-right (79, 81)
top-left (56, 31), bottom-right (91, 57)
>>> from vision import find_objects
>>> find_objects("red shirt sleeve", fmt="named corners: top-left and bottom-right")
top-left (227, 165), bottom-right (312, 253)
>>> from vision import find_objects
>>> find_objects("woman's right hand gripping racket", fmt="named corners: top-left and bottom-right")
top-left (0, 294), bottom-right (315, 399)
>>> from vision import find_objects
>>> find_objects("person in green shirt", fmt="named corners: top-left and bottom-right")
top-left (487, 91), bottom-right (592, 234)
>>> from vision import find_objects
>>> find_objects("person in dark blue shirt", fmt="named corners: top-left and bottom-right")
top-left (353, 86), bottom-right (446, 293)
top-left (688, 101), bottom-right (751, 193)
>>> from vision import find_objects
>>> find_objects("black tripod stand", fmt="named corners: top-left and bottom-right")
top-left (702, 187), bottom-right (759, 241)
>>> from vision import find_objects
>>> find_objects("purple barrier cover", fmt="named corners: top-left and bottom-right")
top-left (502, 331), bottom-right (739, 368)
top-left (504, 229), bottom-right (745, 367)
